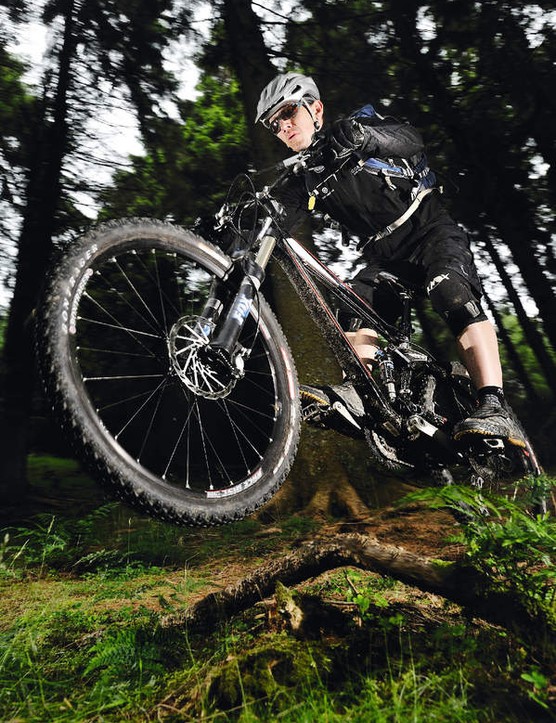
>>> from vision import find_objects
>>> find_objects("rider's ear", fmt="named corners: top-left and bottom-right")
top-left (312, 100), bottom-right (324, 131)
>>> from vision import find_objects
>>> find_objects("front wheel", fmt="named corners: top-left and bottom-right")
top-left (37, 219), bottom-right (301, 526)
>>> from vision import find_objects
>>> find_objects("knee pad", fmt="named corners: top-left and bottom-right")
top-left (427, 272), bottom-right (487, 336)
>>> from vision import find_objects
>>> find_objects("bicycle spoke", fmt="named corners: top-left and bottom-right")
top-left (112, 258), bottom-right (168, 334)
top-left (217, 397), bottom-right (267, 472)
top-left (72, 243), bottom-right (289, 495)
top-left (112, 377), bottom-right (169, 441)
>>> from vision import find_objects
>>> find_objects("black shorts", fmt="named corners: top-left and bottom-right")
top-left (348, 220), bottom-right (483, 327)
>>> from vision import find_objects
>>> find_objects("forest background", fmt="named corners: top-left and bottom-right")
top-left (0, 1), bottom-right (555, 720)
top-left (1, 0), bottom-right (556, 502)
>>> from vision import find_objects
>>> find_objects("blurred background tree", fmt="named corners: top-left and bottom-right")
top-left (1, 0), bottom-right (555, 508)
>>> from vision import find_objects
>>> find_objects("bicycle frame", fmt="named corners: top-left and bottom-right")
top-left (207, 190), bottom-right (417, 433)
top-left (274, 235), bottom-right (404, 429)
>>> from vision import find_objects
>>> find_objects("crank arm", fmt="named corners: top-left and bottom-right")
top-left (332, 401), bottom-right (363, 430)
top-left (406, 414), bottom-right (462, 463)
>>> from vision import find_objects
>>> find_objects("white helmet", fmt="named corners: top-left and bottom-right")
top-left (256, 72), bottom-right (320, 126)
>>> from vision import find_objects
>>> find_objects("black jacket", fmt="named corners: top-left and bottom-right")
top-left (274, 114), bottom-right (449, 259)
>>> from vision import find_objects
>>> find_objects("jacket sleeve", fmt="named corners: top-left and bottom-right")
top-left (359, 117), bottom-right (424, 159)
top-left (272, 174), bottom-right (309, 234)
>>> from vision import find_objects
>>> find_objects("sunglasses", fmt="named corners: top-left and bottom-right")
top-left (268, 102), bottom-right (302, 135)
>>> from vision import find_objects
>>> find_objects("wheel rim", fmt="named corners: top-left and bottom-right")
top-left (68, 242), bottom-right (288, 497)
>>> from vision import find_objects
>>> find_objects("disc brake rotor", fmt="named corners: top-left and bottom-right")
top-left (168, 316), bottom-right (237, 399)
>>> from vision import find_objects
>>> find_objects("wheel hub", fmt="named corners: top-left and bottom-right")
top-left (168, 316), bottom-right (238, 399)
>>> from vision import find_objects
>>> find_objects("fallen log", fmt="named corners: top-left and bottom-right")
top-left (162, 533), bottom-right (553, 651)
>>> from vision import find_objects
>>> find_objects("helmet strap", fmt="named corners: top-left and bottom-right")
top-left (301, 99), bottom-right (320, 131)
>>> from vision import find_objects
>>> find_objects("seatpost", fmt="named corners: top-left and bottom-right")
top-left (399, 291), bottom-right (414, 338)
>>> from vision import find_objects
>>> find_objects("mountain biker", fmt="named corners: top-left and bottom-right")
top-left (255, 71), bottom-right (523, 443)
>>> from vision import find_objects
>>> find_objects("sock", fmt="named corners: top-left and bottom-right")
top-left (478, 386), bottom-right (504, 405)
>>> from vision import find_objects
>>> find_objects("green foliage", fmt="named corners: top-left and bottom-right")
top-left (168, 624), bottom-right (483, 722)
top-left (0, 44), bottom-right (36, 165)
top-left (344, 569), bottom-right (399, 622)
top-left (172, 587), bottom-right (546, 721)
top-left (521, 667), bottom-right (551, 710)
top-left (0, 44), bottom-right (38, 262)
top-left (0, 600), bottom-right (177, 720)
top-left (0, 506), bottom-right (121, 577)
top-left (84, 621), bottom-right (165, 688)
top-left (0, 454), bottom-right (553, 722)
top-left (498, 309), bottom-right (556, 403)
top-left (402, 480), bottom-right (556, 622)
top-left (203, 633), bottom-right (332, 716)
top-left (99, 70), bottom-right (250, 224)
top-left (461, 507), bottom-right (556, 619)
top-left (0, 456), bottom-right (329, 584)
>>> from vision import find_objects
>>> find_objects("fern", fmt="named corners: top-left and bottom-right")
top-left (85, 625), bottom-right (165, 685)
top-left (402, 483), bottom-right (556, 621)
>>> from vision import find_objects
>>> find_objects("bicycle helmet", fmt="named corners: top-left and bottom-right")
top-left (256, 72), bottom-right (320, 126)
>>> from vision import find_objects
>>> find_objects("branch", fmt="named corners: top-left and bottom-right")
top-left (162, 533), bottom-right (553, 651)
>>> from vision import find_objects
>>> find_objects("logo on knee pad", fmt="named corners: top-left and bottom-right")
top-left (427, 273), bottom-right (450, 294)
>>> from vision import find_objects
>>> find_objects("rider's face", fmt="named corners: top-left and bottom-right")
top-left (269, 100), bottom-right (323, 152)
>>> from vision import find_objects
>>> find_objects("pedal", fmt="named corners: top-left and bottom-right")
top-left (461, 433), bottom-right (530, 484)
top-left (300, 398), bottom-right (364, 439)
top-left (300, 388), bottom-right (329, 424)
top-left (481, 437), bottom-right (505, 452)
top-left (301, 402), bottom-right (327, 424)
top-left (300, 388), bottom-right (329, 407)
top-left (462, 434), bottom-right (529, 459)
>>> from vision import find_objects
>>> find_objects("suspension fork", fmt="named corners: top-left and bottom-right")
top-left (203, 218), bottom-right (278, 359)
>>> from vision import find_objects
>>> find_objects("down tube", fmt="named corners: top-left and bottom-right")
top-left (274, 237), bottom-right (400, 427)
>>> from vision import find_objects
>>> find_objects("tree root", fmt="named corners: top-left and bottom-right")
top-left (162, 533), bottom-right (554, 655)
top-left (305, 475), bottom-right (373, 521)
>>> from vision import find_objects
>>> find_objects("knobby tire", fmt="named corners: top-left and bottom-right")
top-left (36, 219), bottom-right (301, 526)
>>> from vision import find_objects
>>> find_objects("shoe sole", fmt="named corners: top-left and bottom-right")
top-left (300, 388), bottom-right (329, 406)
top-left (453, 427), bottom-right (527, 449)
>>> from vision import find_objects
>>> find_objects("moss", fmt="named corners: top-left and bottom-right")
top-left (204, 633), bottom-right (331, 713)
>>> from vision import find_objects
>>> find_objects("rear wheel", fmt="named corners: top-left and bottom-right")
top-left (37, 219), bottom-right (301, 526)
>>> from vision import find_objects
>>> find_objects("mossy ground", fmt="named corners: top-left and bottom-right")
top-left (0, 456), bottom-right (554, 721)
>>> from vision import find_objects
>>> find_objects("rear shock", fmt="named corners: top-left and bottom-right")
top-left (375, 349), bottom-right (397, 402)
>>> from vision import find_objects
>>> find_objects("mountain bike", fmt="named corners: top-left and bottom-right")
top-left (36, 147), bottom-right (546, 526)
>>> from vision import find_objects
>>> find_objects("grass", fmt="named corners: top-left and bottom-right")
top-left (0, 456), bottom-right (554, 721)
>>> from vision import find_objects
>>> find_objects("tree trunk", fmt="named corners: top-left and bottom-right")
top-left (222, 0), bottom-right (278, 169)
top-left (0, 1), bottom-right (76, 504)
top-left (221, 0), bottom-right (370, 518)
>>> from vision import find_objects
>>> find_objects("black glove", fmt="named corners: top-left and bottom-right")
top-left (325, 118), bottom-right (367, 159)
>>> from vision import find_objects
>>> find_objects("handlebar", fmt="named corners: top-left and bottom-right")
top-left (255, 130), bottom-right (329, 177)
top-left (212, 133), bottom-right (356, 247)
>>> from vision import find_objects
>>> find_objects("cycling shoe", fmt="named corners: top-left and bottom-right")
top-left (453, 395), bottom-right (526, 447)
top-left (300, 382), bottom-right (365, 440)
